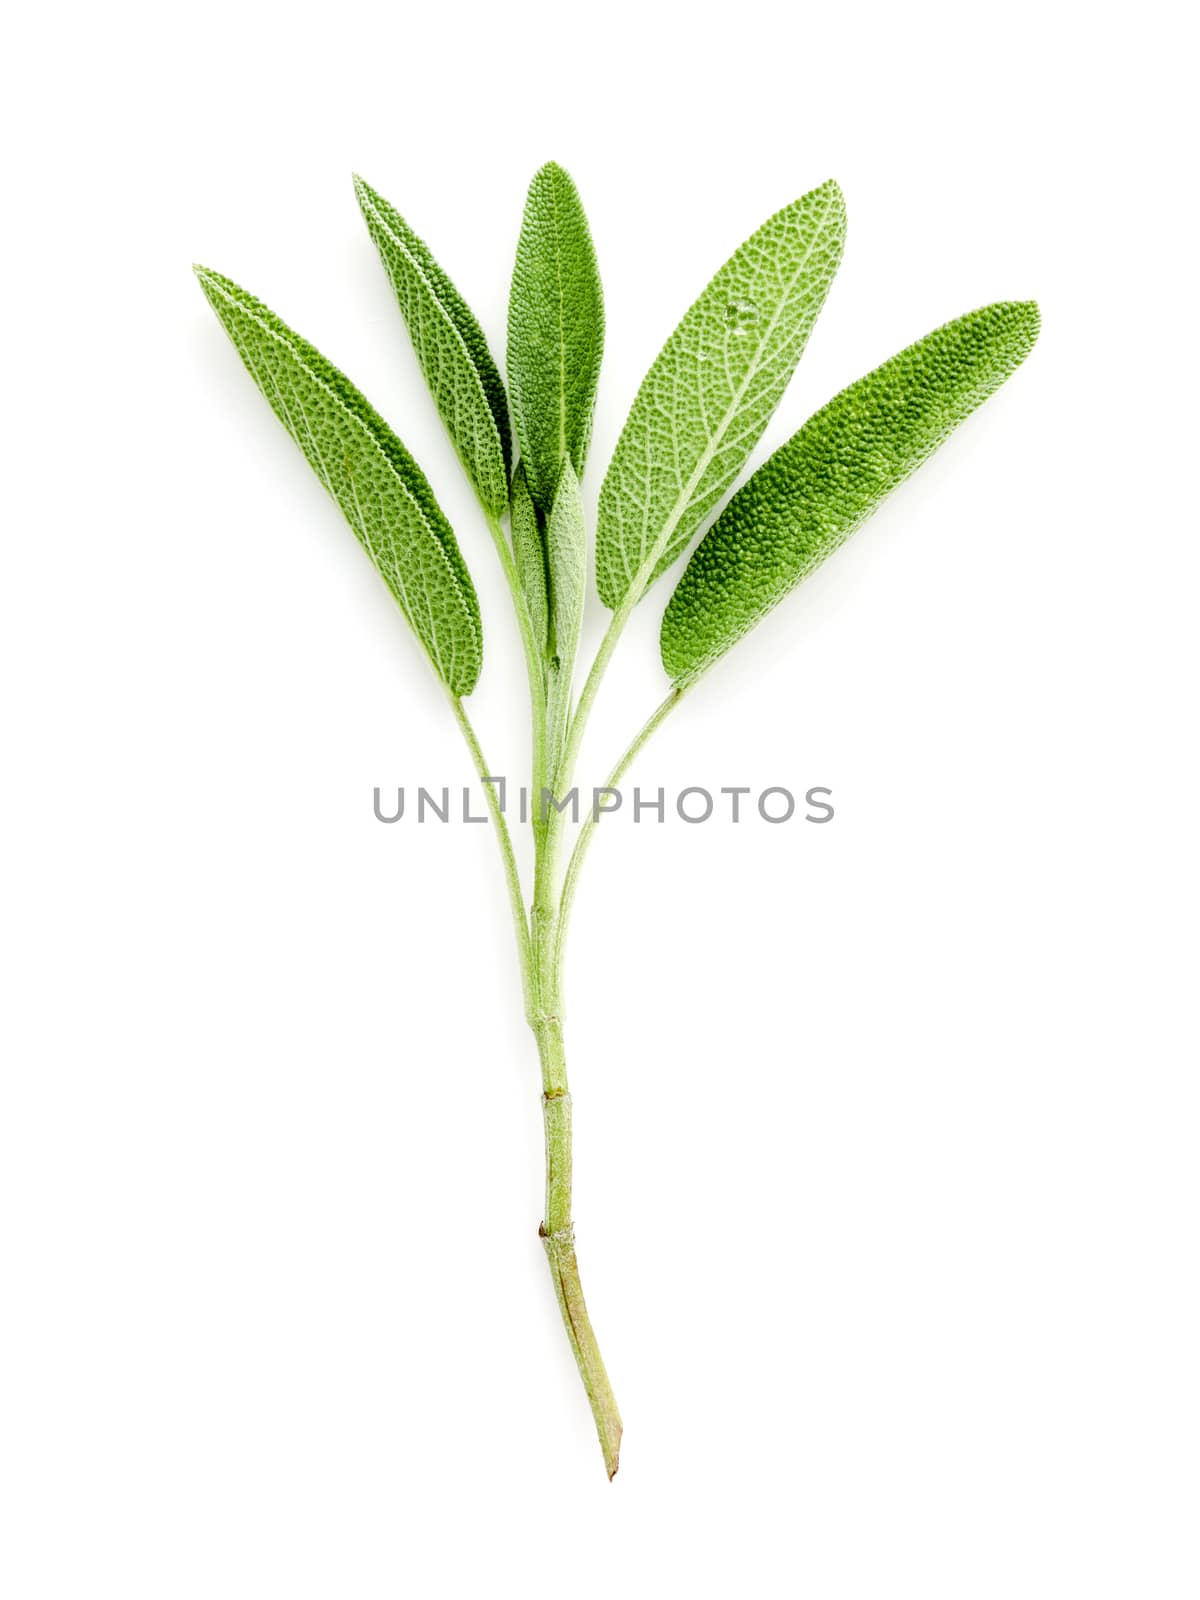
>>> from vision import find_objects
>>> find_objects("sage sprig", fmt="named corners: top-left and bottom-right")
top-left (197, 167), bottom-right (1037, 1479)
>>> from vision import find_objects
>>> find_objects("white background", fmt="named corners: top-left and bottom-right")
top-left (2, 2), bottom-right (1196, 1594)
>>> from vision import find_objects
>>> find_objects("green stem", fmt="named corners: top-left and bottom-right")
top-left (529, 879), bottom-right (622, 1479)
top-left (484, 509), bottom-right (549, 811)
top-left (447, 692), bottom-right (533, 1016)
top-left (553, 683), bottom-right (686, 993)
top-left (552, 585), bottom-right (637, 796)
top-left (477, 504), bottom-right (626, 1478)
top-left (527, 681), bottom-right (695, 1479)
top-left (552, 446), bottom-right (706, 803)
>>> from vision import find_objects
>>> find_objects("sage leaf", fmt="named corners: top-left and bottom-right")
top-left (507, 162), bottom-right (604, 515)
top-left (354, 176), bottom-right (510, 516)
top-left (195, 266), bottom-right (483, 696)
top-left (660, 301), bottom-right (1040, 684)
top-left (545, 462), bottom-right (587, 772)
top-left (510, 461), bottom-right (549, 652)
top-left (595, 181), bottom-right (846, 611)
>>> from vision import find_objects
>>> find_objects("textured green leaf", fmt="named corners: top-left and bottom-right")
top-left (595, 181), bottom-right (846, 611)
top-left (661, 301), bottom-right (1040, 684)
top-left (510, 461), bottom-right (548, 652)
top-left (354, 176), bottom-right (510, 515)
top-left (195, 266), bottom-right (483, 696)
top-left (507, 162), bottom-right (604, 514)
top-left (545, 462), bottom-right (587, 771)
top-left (547, 461), bottom-right (586, 670)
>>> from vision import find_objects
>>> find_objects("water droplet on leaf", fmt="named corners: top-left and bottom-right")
top-left (724, 299), bottom-right (759, 336)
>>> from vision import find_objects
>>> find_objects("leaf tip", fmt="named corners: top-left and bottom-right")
top-left (532, 158), bottom-right (578, 195)
top-left (353, 174), bottom-right (389, 225)
top-left (193, 264), bottom-right (226, 307)
top-left (1012, 300), bottom-right (1041, 358)
top-left (813, 177), bottom-right (846, 219)
top-left (774, 178), bottom-right (846, 254)
top-left (983, 299), bottom-right (1041, 365)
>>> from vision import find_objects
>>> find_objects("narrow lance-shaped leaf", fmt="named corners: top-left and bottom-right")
top-left (355, 176), bottom-right (510, 516)
top-left (596, 181), bottom-right (846, 612)
top-left (544, 462), bottom-right (587, 777)
top-left (195, 267), bottom-right (483, 696)
top-left (508, 162), bottom-right (604, 514)
top-left (660, 301), bottom-right (1040, 684)
top-left (510, 461), bottom-right (549, 652)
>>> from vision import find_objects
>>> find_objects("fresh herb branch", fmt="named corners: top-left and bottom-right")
top-left (196, 164), bottom-right (1038, 1479)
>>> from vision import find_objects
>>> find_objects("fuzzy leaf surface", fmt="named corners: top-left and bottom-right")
top-left (355, 176), bottom-right (510, 515)
top-left (510, 462), bottom-right (548, 652)
top-left (547, 461), bottom-right (586, 670)
top-left (595, 181), bottom-right (846, 611)
top-left (545, 462), bottom-right (587, 774)
top-left (196, 267), bottom-right (482, 696)
top-left (661, 301), bottom-right (1040, 683)
top-left (507, 162), bottom-right (604, 514)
